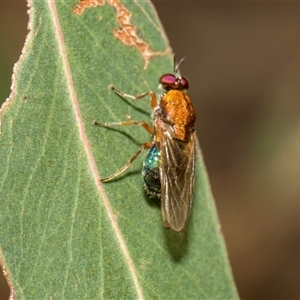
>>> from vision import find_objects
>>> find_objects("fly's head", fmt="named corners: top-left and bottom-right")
top-left (159, 57), bottom-right (189, 91)
top-left (159, 73), bottom-right (189, 91)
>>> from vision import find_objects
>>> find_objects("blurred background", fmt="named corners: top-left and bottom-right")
top-left (1, 1), bottom-right (300, 299)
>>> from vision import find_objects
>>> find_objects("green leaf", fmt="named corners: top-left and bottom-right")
top-left (0, 0), bottom-right (238, 298)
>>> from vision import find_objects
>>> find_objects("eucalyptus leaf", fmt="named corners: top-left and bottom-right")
top-left (0, 0), bottom-right (238, 298)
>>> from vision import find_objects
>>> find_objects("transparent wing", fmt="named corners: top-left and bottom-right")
top-left (160, 127), bottom-right (196, 231)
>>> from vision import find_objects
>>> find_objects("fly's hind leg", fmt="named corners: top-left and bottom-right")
top-left (101, 142), bottom-right (153, 182)
top-left (93, 118), bottom-right (154, 181)
top-left (93, 118), bottom-right (155, 182)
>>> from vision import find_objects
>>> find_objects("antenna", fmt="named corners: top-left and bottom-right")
top-left (173, 55), bottom-right (185, 77)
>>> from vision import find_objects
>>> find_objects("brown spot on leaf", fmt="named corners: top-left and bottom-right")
top-left (73, 0), bottom-right (169, 69)
top-left (73, 0), bottom-right (105, 14)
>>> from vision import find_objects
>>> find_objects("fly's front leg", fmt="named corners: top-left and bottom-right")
top-left (109, 85), bottom-right (158, 109)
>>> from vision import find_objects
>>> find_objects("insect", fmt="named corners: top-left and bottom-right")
top-left (94, 58), bottom-right (196, 231)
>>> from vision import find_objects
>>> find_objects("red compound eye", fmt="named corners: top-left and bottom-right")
top-left (159, 73), bottom-right (189, 90)
top-left (159, 74), bottom-right (176, 87)
top-left (180, 76), bottom-right (189, 89)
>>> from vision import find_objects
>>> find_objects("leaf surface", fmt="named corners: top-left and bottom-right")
top-left (0, 0), bottom-right (238, 298)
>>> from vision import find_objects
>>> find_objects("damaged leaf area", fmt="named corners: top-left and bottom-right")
top-left (0, 0), bottom-right (238, 299)
top-left (73, 0), bottom-right (170, 69)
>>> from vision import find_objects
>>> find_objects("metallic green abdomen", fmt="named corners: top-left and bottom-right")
top-left (142, 145), bottom-right (161, 198)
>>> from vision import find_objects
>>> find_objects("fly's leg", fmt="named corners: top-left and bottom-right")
top-left (93, 119), bottom-right (155, 135)
top-left (109, 85), bottom-right (158, 109)
top-left (93, 120), bottom-right (154, 181)
top-left (101, 142), bottom-right (153, 182)
top-left (93, 83), bottom-right (158, 134)
top-left (94, 85), bottom-right (158, 182)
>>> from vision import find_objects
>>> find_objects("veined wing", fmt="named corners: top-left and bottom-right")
top-left (160, 126), bottom-right (196, 231)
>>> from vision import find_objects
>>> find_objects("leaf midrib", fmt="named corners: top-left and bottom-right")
top-left (48, 1), bottom-right (144, 298)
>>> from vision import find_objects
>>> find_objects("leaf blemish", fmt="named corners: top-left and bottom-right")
top-left (73, 0), bottom-right (169, 69)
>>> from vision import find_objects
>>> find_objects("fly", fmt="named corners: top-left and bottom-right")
top-left (94, 58), bottom-right (196, 231)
